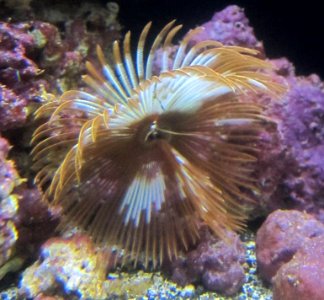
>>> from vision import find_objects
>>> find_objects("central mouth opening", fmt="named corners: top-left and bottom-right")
top-left (144, 120), bottom-right (170, 143)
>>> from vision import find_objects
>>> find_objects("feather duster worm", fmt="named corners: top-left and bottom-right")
top-left (32, 21), bottom-right (284, 268)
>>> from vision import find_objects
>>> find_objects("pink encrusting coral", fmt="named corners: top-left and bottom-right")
top-left (272, 73), bottom-right (324, 219)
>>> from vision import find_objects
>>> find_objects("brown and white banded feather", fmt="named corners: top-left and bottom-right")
top-left (32, 21), bottom-right (285, 268)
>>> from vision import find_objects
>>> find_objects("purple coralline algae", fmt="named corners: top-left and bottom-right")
top-left (0, 4), bottom-right (120, 131)
top-left (153, 6), bottom-right (324, 227)
top-left (14, 186), bottom-right (58, 255)
top-left (0, 22), bottom-right (43, 131)
top-left (0, 136), bottom-right (23, 278)
top-left (0, 2), bottom-right (121, 284)
top-left (249, 61), bottom-right (324, 220)
top-left (189, 5), bottom-right (264, 52)
top-left (272, 234), bottom-right (324, 300)
top-left (171, 228), bottom-right (246, 296)
top-left (256, 209), bottom-right (324, 283)
top-left (0, 135), bottom-right (57, 281)
top-left (272, 73), bottom-right (324, 219)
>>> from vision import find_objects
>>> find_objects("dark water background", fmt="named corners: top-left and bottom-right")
top-left (116, 0), bottom-right (324, 79)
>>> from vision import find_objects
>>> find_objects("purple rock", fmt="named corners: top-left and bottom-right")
top-left (152, 5), bottom-right (264, 74)
top-left (273, 235), bottom-right (324, 300)
top-left (257, 72), bottom-right (324, 219)
top-left (0, 84), bottom-right (27, 131)
top-left (0, 12), bottom-right (120, 132)
top-left (278, 76), bottom-right (324, 214)
top-left (189, 5), bottom-right (264, 52)
top-left (0, 136), bottom-right (21, 268)
top-left (0, 22), bottom-right (41, 130)
top-left (256, 210), bottom-right (324, 283)
top-left (171, 228), bottom-right (246, 296)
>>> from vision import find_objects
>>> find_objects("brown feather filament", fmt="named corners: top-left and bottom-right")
top-left (32, 21), bottom-right (285, 268)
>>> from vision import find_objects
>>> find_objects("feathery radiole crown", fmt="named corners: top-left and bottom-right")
top-left (32, 21), bottom-right (284, 268)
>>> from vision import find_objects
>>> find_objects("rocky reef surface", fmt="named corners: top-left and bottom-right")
top-left (0, 136), bottom-right (22, 279)
top-left (257, 210), bottom-right (324, 300)
top-left (0, 2), bottom-right (323, 299)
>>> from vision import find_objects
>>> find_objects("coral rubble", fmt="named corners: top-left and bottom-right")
top-left (19, 231), bottom-right (270, 299)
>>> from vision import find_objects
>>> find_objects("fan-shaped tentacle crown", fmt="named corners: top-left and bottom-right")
top-left (32, 21), bottom-right (285, 268)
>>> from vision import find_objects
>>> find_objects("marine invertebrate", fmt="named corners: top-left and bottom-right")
top-left (31, 21), bottom-right (283, 268)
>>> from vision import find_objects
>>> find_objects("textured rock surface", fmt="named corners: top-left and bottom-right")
top-left (273, 74), bottom-right (324, 219)
top-left (0, 136), bottom-right (56, 281)
top-left (189, 5), bottom-right (264, 52)
top-left (0, 4), bottom-right (120, 132)
top-left (19, 233), bottom-right (199, 299)
top-left (0, 2), bottom-right (121, 281)
top-left (0, 22), bottom-right (43, 131)
top-left (171, 229), bottom-right (246, 296)
top-left (19, 234), bottom-right (109, 299)
top-left (14, 186), bottom-right (58, 255)
top-left (153, 5), bottom-right (264, 75)
top-left (256, 209), bottom-right (324, 283)
top-left (258, 61), bottom-right (324, 219)
top-left (0, 136), bottom-right (22, 275)
top-left (273, 235), bottom-right (324, 300)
